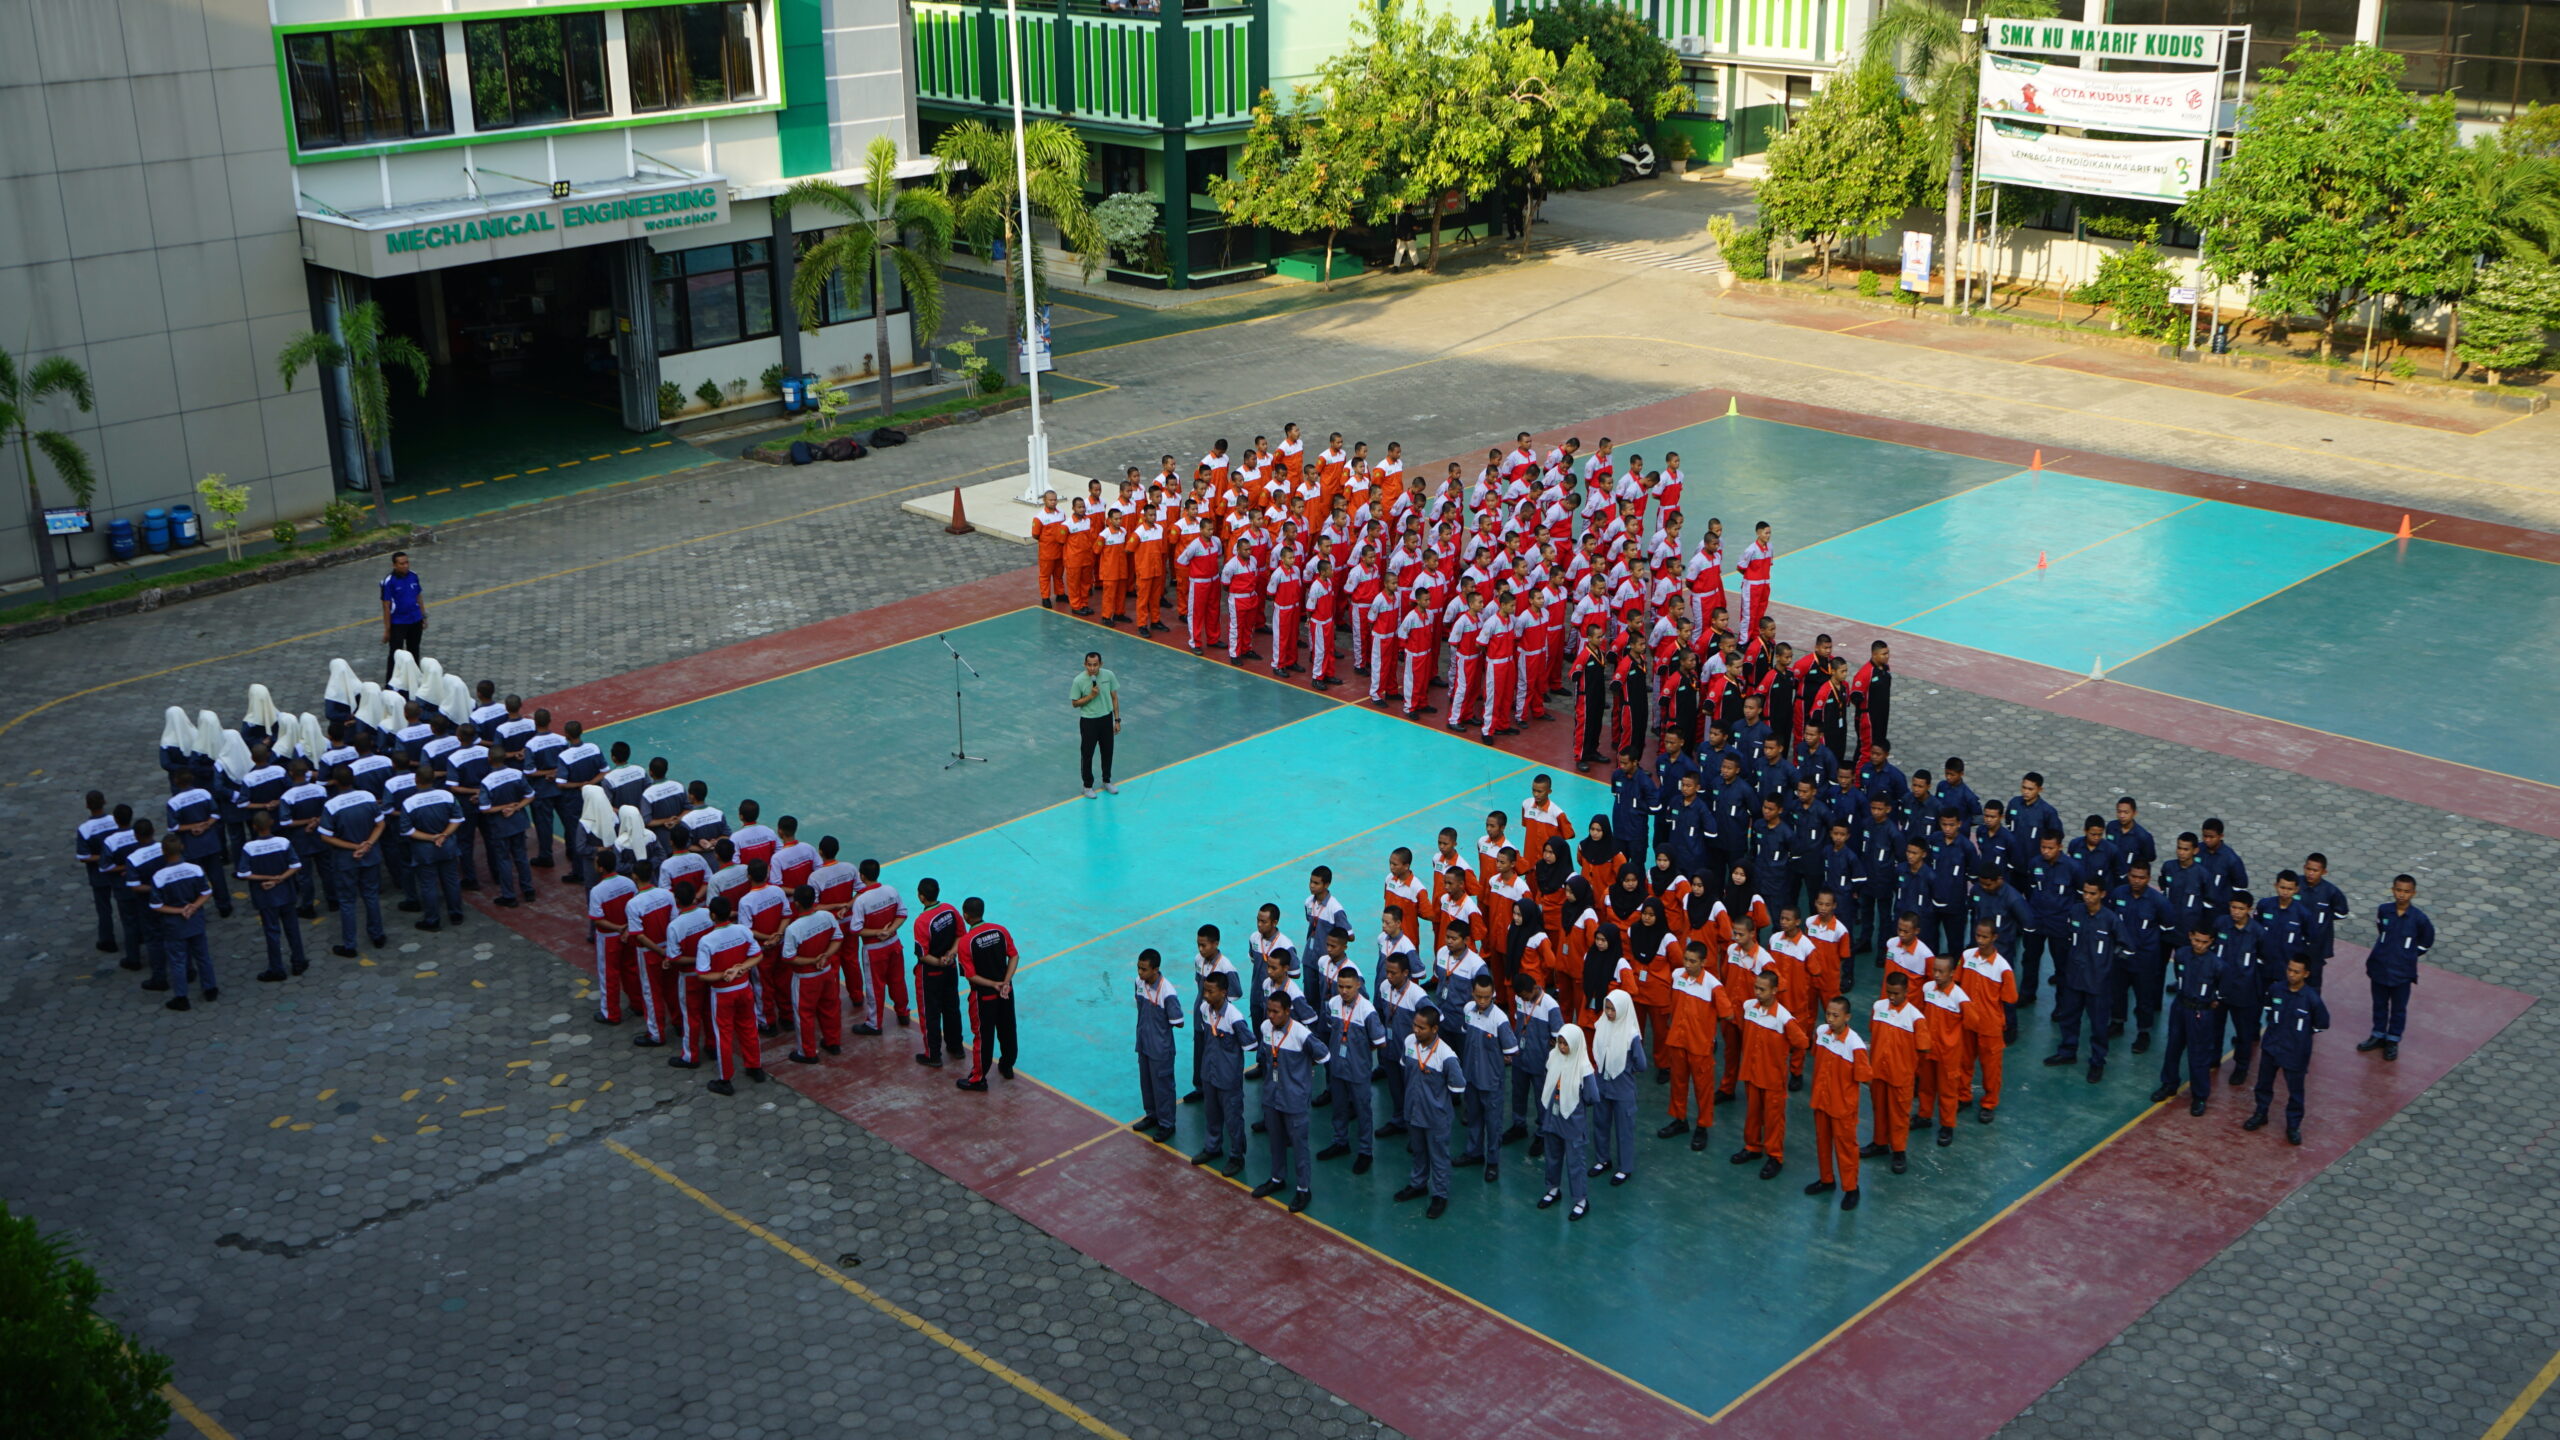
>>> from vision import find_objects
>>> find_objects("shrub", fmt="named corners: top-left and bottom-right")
top-left (2071, 227), bottom-right (2182, 341)
top-left (725, 377), bottom-right (750, 403)
top-left (946, 323), bottom-right (1002, 396)
top-left (1856, 269), bottom-right (1882, 298)
top-left (2388, 355), bottom-right (2418, 380)
top-left (656, 381), bottom-right (686, 421)
top-left (322, 500), bottom-right (366, 544)
top-left (759, 363), bottom-right (787, 397)
top-left (269, 521), bottom-right (297, 551)
top-left (1659, 130), bottom-right (1695, 163)
top-left (1722, 224), bottom-right (1769, 280)
top-left (1093, 192), bottom-right (1163, 271)
top-left (693, 378), bottom-right (723, 410)
top-left (0, 1203), bottom-right (173, 1440)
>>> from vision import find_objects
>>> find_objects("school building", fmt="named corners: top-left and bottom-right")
top-left (0, 0), bottom-right (926, 590)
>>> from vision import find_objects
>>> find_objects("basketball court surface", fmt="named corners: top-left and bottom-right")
top-left (488, 387), bottom-right (2544, 1437)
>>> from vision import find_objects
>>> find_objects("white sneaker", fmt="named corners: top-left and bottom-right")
top-left (1081, 787), bottom-right (1097, 799)
top-left (1102, 782), bottom-right (1120, 794)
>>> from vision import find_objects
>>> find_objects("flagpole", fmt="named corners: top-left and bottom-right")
top-left (1004, 0), bottom-right (1050, 504)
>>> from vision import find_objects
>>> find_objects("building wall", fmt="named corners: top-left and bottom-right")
top-left (1268, 0), bottom-right (1490, 97)
top-left (0, 0), bottom-right (334, 589)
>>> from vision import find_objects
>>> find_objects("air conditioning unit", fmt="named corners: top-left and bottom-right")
top-left (1675, 34), bottom-right (1710, 56)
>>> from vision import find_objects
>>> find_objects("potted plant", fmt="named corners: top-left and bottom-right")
top-left (1660, 131), bottom-right (1696, 177)
top-left (1095, 191), bottom-right (1169, 289)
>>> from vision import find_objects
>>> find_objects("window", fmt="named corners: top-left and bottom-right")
top-left (651, 240), bottom-right (777, 354)
top-left (465, 14), bottom-right (609, 130)
top-left (628, 3), bottom-right (766, 112)
top-left (284, 26), bottom-right (454, 150)
top-left (2376, 0), bottom-right (2558, 118)
top-left (797, 228), bottom-right (909, 325)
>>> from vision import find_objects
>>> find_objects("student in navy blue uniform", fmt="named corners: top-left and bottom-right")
top-left (2151, 924), bottom-right (2227, 1115)
top-left (149, 845), bottom-right (218, 1010)
top-left (1784, 778), bottom-right (1829, 921)
top-left (1393, 1002), bottom-right (1468, 1219)
top-left (1503, 969), bottom-right (1562, 1152)
top-left (2296, 854), bottom-right (2348, 988)
top-left (2195, 818), bottom-right (2248, 906)
top-left (1933, 757), bottom-right (1982, 829)
top-left (2213, 894), bottom-right (2273, 1085)
top-left (2107, 860), bottom-right (2174, 1053)
top-left (2159, 831), bottom-right (2212, 946)
top-left (1130, 949), bottom-right (1184, 1142)
top-left (1453, 972), bottom-right (1520, 1181)
top-left (1609, 750), bottom-right (1656, 865)
top-left (2246, 957), bottom-right (2329, 1144)
top-left (1965, 865), bottom-right (2030, 970)
top-left (2254, 871), bottom-right (2314, 995)
top-left (1820, 818), bottom-right (1870, 957)
top-left (2043, 880), bottom-right (2124, 1080)
top-left (281, 763), bottom-right (334, 920)
top-left (2006, 773), bottom-right (2061, 853)
top-left (1969, 799), bottom-right (2022, 889)
top-left (1663, 773), bottom-right (1712, 894)
top-left (1316, 963), bottom-right (1385, 1172)
top-left (2358, 875), bottom-right (2434, 1062)
top-left (100, 814), bottom-right (146, 971)
top-left (519, 711), bottom-right (567, 870)
top-left (402, 764), bottom-right (466, 931)
top-left (443, 724), bottom-right (494, 893)
top-left (2017, 832), bottom-right (2081, 1022)
top-left (1748, 797), bottom-right (1796, 922)
top-left (478, 758), bottom-right (538, 907)
top-left (378, 765), bottom-right (421, 913)
top-left (1892, 841), bottom-right (1935, 960)
top-left (1188, 973), bottom-right (1252, 1175)
top-left (316, 768), bottom-right (389, 957)
top-left (1588, 989), bottom-right (1649, 1186)
top-left (123, 824), bottom-right (169, 989)
top-left (2106, 797), bottom-right (2157, 877)
top-left (1186, 924), bottom-right (1240, 1102)
top-left (1252, 990), bottom-right (1332, 1213)
top-left (238, 812), bottom-right (308, 981)
top-left (2067, 814), bottom-right (2124, 894)
top-left (165, 783), bottom-right (233, 919)
top-left (1711, 754), bottom-right (1755, 895)
top-left (1536, 1024), bottom-right (1599, 1219)
top-left (1859, 740), bottom-right (1907, 815)
top-left (73, 792), bottom-right (121, 954)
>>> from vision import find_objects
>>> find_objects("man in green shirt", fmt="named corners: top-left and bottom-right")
top-left (1071, 651), bottom-right (1122, 798)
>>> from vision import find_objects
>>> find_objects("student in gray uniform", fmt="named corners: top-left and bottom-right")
top-left (478, 758), bottom-right (537, 906)
top-left (1588, 990), bottom-right (1649, 1185)
top-left (119, 822), bottom-right (165, 986)
top-left (321, 767), bottom-right (389, 955)
top-left (74, 791), bottom-right (120, 954)
top-left (98, 812), bottom-right (144, 970)
top-left (238, 812), bottom-right (307, 981)
top-left (165, 783), bottom-right (232, 919)
top-left (1186, 924), bottom-right (1241, 1103)
top-left (1316, 964), bottom-right (1385, 1172)
top-left (1393, 1002), bottom-right (1467, 1219)
top-left (1372, 952), bottom-right (1426, 1137)
top-left (280, 761), bottom-right (334, 919)
top-left (1453, 972), bottom-right (1520, 1181)
top-left (1504, 969), bottom-right (1564, 1154)
top-left (1187, 972), bottom-right (1251, 1176)
top-left (402, 763), bottom-right (466, 930)
top-left (1131, 948), bottom-right (1184, 1142)
top-left (149, 844), bottom-right (218, 1011)
top-left (1251, 991), bottom-right (1331, 1214)
top-left (1537, 1023), bottom-right (1599, 1219)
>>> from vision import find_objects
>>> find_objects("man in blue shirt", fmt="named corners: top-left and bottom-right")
top-left (379, 551), bottom-right (425, 682)
top-left (2357, 875), bottom-right (2434, 1062)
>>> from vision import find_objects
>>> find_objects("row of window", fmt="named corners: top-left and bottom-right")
top-left (648, 235), bottom-right (902, 356)
top-left (2101, 0), bottom-right (2560, 117)
top-left (285, 3), bottom-right (765, 152)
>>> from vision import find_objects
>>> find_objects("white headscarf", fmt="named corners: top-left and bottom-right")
top-left (243, 683), bottom-right (282, 731)
top-left (438, 675), bottom-right (473, 725)
top-left (579, 787), bottom-right (618, 843)
top-left (160, 706), bottom-right (193, 750)
top-left (297, 712), bottom-right (327, 759)
top-left (325, 658), bottom-right (360, 709)
top-left (390, 649), bottom-right (424, 696)
top-left (614, 804), bottom-right (653, 861)
top-left (416, 656), bottom-right (444, 700)
top-left (216, 729), bottom-right (254, 782)
top-left (1591, 990), bottom-right (1640, 1080)
top-left (193, 710), bottom-right (223, 759)
top-left (1541, 1023), bottom-right (1593, 1120)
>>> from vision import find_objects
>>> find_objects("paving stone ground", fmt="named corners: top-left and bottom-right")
top-left (1, 250), bottom-right (2554, 1439)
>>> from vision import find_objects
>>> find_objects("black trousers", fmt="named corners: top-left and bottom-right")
top-left (968, 993), bottom-right (1018, 1081)
top-left (1078, 716), bottom-right (1115, 788)
top-left (916, 966), bottom-right (965, 1060)
top-left (384, 623), bottom-right (424, 681)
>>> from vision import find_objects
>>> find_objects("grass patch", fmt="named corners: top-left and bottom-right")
top-left (790, 383), bottom-right (1027, 444)
top-left (0, 527), bottom-right (405, 628)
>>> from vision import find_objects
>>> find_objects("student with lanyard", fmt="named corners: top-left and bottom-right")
top-left (955, 898), bottom-right (1019, 1091)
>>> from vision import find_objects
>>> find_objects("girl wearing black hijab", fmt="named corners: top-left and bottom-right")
top-left (1578, 817), bottom-right (1623, 900)
top-left (1532, 837), bottom-right (1575, 940)
top-left (1580, 916), bottom-right (1629, 1029)
top-left (1627, 897), bottom-right (1676, 1075)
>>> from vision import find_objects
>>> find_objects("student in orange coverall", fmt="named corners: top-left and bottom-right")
top-left (1656, 940), bottom-right (1735, 1153)
top-left (1863, 968), bottom-right (1929, 1174)
top-left (1727, 967), bottom-right (1807, 1179)
top-left (1805, 993), bottom-right (1875, 1209)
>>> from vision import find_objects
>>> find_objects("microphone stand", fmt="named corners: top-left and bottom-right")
top-left (941, 635), bottom-right (987, 769)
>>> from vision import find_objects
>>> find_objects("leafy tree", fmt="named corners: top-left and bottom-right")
top-left (1860, 0), bottom-right (2059, 308)
top-left (1211, 91), bottom-right (1388, 287)
top-left (1755, 56), bottom-right (1926, 279)
top-left (1, 345), bottom-right (96, 603)
top-left (2506, 103), bottom-right (2560, 160)
top-left (784, 134), bottom-right (957, 415)
top-left (1523, 0), bottom-right (1689, 129)
top-left (2179, 41), bottom-right (2473, 359)
top-left (2454, 256), bottom-right (2560, 383)
top-left (2072, 225), bottom-right (2183, 340)
top-left (1467, 22), bottom-right (1622, 256)
top-left (0, 1203), bottom-right (172, 1440)
top-left (2430, 135), bottom-right (2560, 373)
top-left (276, 300), bottom-right (429, 524)
top-left (933, 119), bottom-right (1105, 375)
top-left (1308, 0), bottom-right (1476, 268)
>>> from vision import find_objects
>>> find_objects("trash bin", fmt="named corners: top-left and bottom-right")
top-left (106, 517), bottom-right (137, 561)
top-left (171, 504), bottom-right (201, 547)
top-left (142, 508), bottom-right (171, 553)
top-left (781, 375), bottom-right (805, 414)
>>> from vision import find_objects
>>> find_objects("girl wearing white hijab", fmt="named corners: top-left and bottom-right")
top-left (1588, 990), bottom-right (1647, 1187)
top-left (613, 804), bottom-right (656, 872)
top-left (389, 648), bottom-right (424, 697)
top-left (242, 684), bottom-right (283, 747)
top-left (437, 675), bottom-right (473, 727)
top-left (415, 655), bottom-right (444, 701)
top-left (296, 713), bottom-right (328, 762)
top-left (159, 706), bottom-right (197, 792)
top-left (325, 659), bottom-right (361, 730)
top-left (1537, 1024), bottom-right (1599, 1218)
top-left (188, 710), bottom-right (224, 791)
top-left (575, 788), bottom-right (618, 885)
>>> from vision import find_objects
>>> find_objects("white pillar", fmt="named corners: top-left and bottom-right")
top-left (2354, 0), bottom-right (2381, 43)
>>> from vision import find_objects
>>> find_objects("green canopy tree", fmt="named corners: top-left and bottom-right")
top-left (1522, 0), bottom-right (1690, 131)
top-left (1211, 90), bottom-right (1389, 287)
top-left (2178, 41), bottom-right (2471, 359)
top-left (1859, 0), bottom-right (2058, 308)
top-left (1335, 0), bottom-right (1479, 269)
top-left (276, 300), bottom-right (428, 524)
top-left (2454, 256), bottom-right (2560, 384)
top-left (2430, 136), bottom-right (2560, 374)
top-left (1754, 56), bottom-right (1927, 279)
top-left (933, 119), bottom-right (1105, 377)
top-left (1469, 22), bottom-right (1623, 257)
top-left (1, 345), bottom-right (96, 603)
top-left (784, 135), bottom-right (957, 414)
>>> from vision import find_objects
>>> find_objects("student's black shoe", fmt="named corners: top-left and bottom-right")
top-left (495, 897), bottom-right (519, 909)
top-left (119, 957), bottom-right (142, 970)
top-left (1353, 666), bottom-right (1370, 676)
top-left (2041, 1053), bottom-right (2073, 1067)
top-left (1243, 1066), bottom-right (1264, 1082)
top-left (332, 945), bottom-right (359, 959)
top-left (1131, 1117), bottom-right (1156, 1133)
top-left (1569, 1199), bottom-right (1590, 1220)
top-left (1497, 727), bottom-right (1520, 737)
top-left (1501, 1122), bottom-right (1530, 1144)
top-left (2229, 1064), bottom-right (2249, 1086)
top-left (1377, 1121), bottom-right (1407, 1137)
top-left (1757, 1158), bottom-right (1783, 1180)
top-left (1890, 1151), bottom-right (1908, 1174)
top-left (822, 1044), bottom-right (843, 1056)
top-left (1588, 1160), bottom-right (1608, 1177)
top-left (1483, 1165), bottom-right (1499, 1184)
top-left (1858, 1142), bottom-right (1889, 1159)
top-left (707, 1079), bottom-right (736, 1096)
top-left (1804, 1180), bottom-right (1836, 1196)
top-left (1453, 1153), bottom-right (1482, 1168)
top-left (1413, 706), bottom-right (1436, 717)
top-left (2087, 1063), bottom-right (2105, 1083)
top-left (1250, 1179), bottom-right (1284, 1199)
top-left (1191, 1149), bottom-right (1221, 1166)
top-left (1352, 1154), bottom-right (1372, 1175)
top-left (1181, 1088), bottom-right (1202, 1103)
top-left (1042, 596), bottom-right (1055, 609)
top-left (757, 1024), bottom-right (779, 1039)
top-left (2150, 1084), bottom-right (2179, 1103)
top-left (1527, 1136), bottom-right (1545, 1159)
top-left (668, 1056), bottom-right (700, 1069)
top-left (957, 1078), bottom-right (989, 1091)
top-left (1729, 1149), bottom-right (1759, 1165)
top-left (294, 907), bottom-right (317, 922)
top-left (2131, 1031), bottom-right (2153, 1054)
top-left (415, 921), bottom-right (441, 933)
top-left (1977, 1108), bottom-right (1994, 1124)
top-left (397, 899), bottom-right (423, 913)
top-left (1610, 1171), bottom-right (1630, 1187)
top-left (2285, 1128), bottom-right (2302, 1146)
top-left (1251, 1120), bottom-right (1267, 1134)
top-left (1316, 1142), bottom-right (1350, 1161)
top-left (165, 996), bottom-right (191, 1011)
top-left (1235, 650), bottom-right (1260, 662)
top-left (2242, 1111), bottom-right (2268, 1131)
top-left (1390, 1182), bottom-right (1424, 1202)
top-left (446, 911), bottom-right (464, 926)
top-left (1714, 1090), bottom-right (1736, 1105)
top-left (1657, 1119), bottom-right (1690, 1140)
top-left (369, 934), bottom-right (388, 947)
top-left (789, 1052), bottom-right (821, 1064)
top-left (1911, 1111), bottom-right (1930, 1129)
top-left (2356, 1036), bottom-right (2386, 1053)
top-left (1936, 1126), bottom-right (1955, 1146)
top-left (1310, 1091), bottom-right (1331, 1108)
top-left (257, 970), bottom-right (287, 983)
top-left (142, 977), bottom-right (171, 992)
top-left (1070, 606), bottom-right (1092, 616)
top-left (1221, 1158), bottom-right (1245, 1177)
top-left (1841, 1189), bottom-right (1861, 1211)
top-left (200, 988), bottom-right (217, 1001)
top-left (1688, 1132), bottom-right (1709, 1153)
top-left (1538, 1189), bottom-right (1561, 1210)
top-left (459, 881), bottom-right (480, 893)
top-left (1787, 1072), bottom-right (1804, 1092)
top-left (2002, 1020), bottom-right (2018, 1045)
top-left (633, 1036), bottom-right (666, 1048)
top-left (532, 857), bottom-right (555, 869)
top-left (850, 1024), bottom-right (882, 1036)
top-left (2189, 1099), bottom-right (2207, 1117)
top-left (1287, 1190), bottom-right (1311, 1214)
top-left (1424, 1197), bottom-right (1448, 1219)
top-left (1151, 1124), bottom-right (1177, 1144)
top-left (2382, 1043), bottom-right (2398, 1062)
top-left (2107, 1020), bottom-right (2125, 1037)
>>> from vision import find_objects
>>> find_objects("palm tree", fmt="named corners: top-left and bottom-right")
top-left (1, 345), bottom-right (97, 604)
top-left (275, 299), bottom-right (429, 525)
top-left (784, 135), bottom-right (958, 415)
top-left (933, 119), bottom-right (1106, 376)
top-left (2436, 136), bottom-right (2560, 375)
top-left (1860, 0), bottom-right (2056, 310)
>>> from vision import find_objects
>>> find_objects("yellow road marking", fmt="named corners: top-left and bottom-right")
top-left (621, 446), bottom-right (644, 453)
top-left (459, 481), bottom-right (482, 489)
top-left (425, 487), bottom-right (452, 495)
top-left (1014, 1125), bottom-right (1120, 1177)
top-left (163, 1385), bottom-right (237, 1439)
top-left (607, 1141), bottom-right (1131, 1438)
top-left (526, 466), bottom-right (549, 473)
top-left (491, 473), bottom-right (518, 482)
top-left (2485, 1343), bottom-right (2560, 1439)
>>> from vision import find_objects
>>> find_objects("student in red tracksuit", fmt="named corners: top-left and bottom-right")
top-left (585, 850), bottom-right (640, 1025)
top-left (1865, 969), bottom-right (1928, 1172)
top-left (1481, 595), bottom-right (1523, 739)
top-left (1179, 533), bottom-right (1224, 653)
top-left (1444, 593), bottom-right (1486, 731)
top-left (662, 884), bottom-right (716, 1068)
top-left (1657, 941), bottom-right (1734, 1151)
top-left (1806, 995), bottom-right (1874, 1208)
top-left (1305, 558), bottom-right (1339, 688)
top-left (1738, 521), bottom-right (1773, 635)
top-left (736, 861), bottom-right (790, 1031)
top-left (695, 897), bottom-right (767, 1095)
top-left (622, 874), bottom-right (678, 1046)
top-left (1267, 552), bottom-right (1305, 675)
top-left (955, 898), bottom-right (1018, 1091)
top-left (1918, 952), bottom-right (1972, 1145)
top-left (1396, 596), bottom-right (1438, 718)
top-left (780, 885), bottom-right (844, 1062)
top-left (850, 858), bottom-right (908, 1032)
top-left (1221, 546), bottom-right (1262, 664)
top-left (1729, 968), bottom-right (1807, 1178)
top-left (1767, 909), bottom-right (1817, 1085)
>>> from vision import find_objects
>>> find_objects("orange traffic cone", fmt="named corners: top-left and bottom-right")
top-left (2036, 550), bottom-right (2049, 570)
top-left (2395, 513), bottom-right (2413, 540)
top-left (2032, 449), bottom-right (2044, 471)
top-left (945, 487), bottom-right (975, 536)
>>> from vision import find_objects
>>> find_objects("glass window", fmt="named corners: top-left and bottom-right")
top-left (283, 25), bottom-right (454, 150)
top-left (626, 3), bottom-right (765, 113)
top-left (465, 14), bottom-right (610, 131)
top-left (649, 240), bottom-right (779, 353)
top-left (2381, 0), bottom-right (2454, 49)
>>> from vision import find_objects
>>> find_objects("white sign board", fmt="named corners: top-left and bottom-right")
top-left (2169, 286), bottom-right (2199, 305)
top-left (1984, 19), bottom-right (2225, 68)
top-left (1899, 231), bottom-right (1933, 292)
top-left (1977, 121), bottom-right (2208, 202)
top-left (1978, 54), bottom-right (2219, 137)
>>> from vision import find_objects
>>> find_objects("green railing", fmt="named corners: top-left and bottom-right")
top-left (911, 0), bottom-right (1258, 129)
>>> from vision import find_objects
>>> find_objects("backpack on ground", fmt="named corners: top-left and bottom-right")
top-left (868, 426), bottom-right (907, 448)
top-left (786, 440), bottom-right (817, 466)
top-left (822, 437), bottom-right (863, 462)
